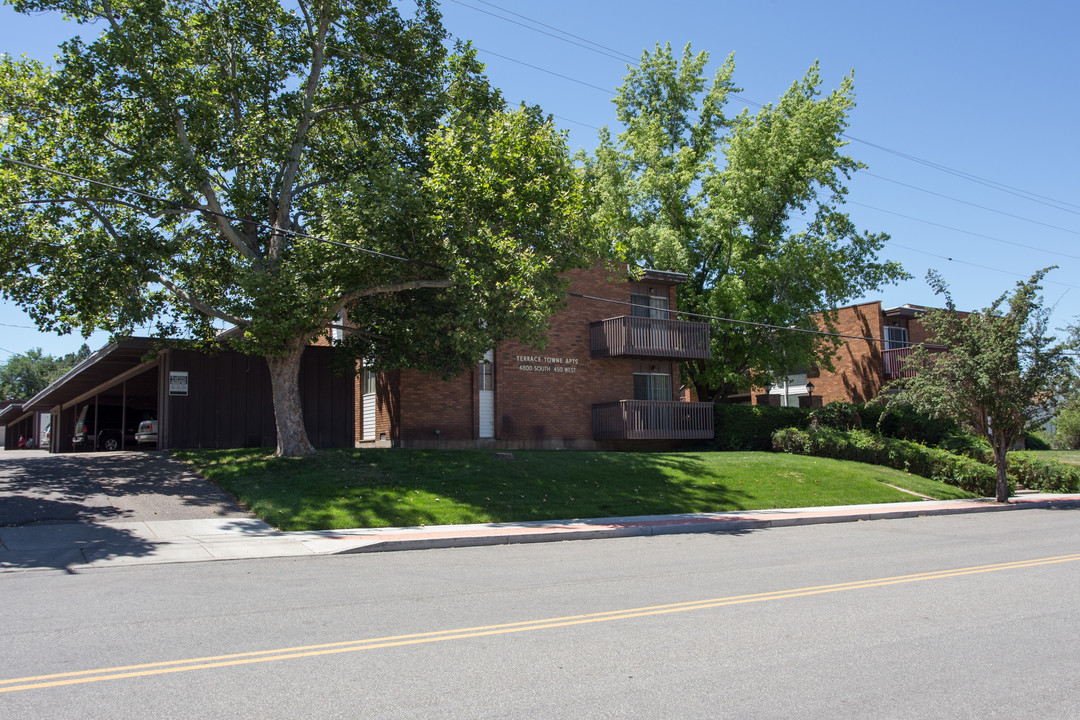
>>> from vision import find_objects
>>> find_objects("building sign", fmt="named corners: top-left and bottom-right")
top-left (515, 355), bottom-right (579, 374)
top-left (169, 371), bottom-right (189, 396)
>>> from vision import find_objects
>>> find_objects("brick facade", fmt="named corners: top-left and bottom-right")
top-left (358, 263), bottom-right (692, 449)
top-left (751, 301), bottom-right (938, 407)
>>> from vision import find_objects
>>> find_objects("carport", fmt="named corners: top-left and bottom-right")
top-left (21, 338), bottom-right (162, 453)
top-left (19, 338), bottom-right (353, 452)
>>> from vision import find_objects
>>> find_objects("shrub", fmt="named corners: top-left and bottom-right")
top-left (858, 403), bottom-right (958, 446)
top-left (772, 426), bottom-right (1000, 496)
top-left (1024, 433), bottom-right (1051, 451)
top-left (713, 403), bottom-right (810, 451)
top-left (809, 402), bottom-right (863, 431)
top-left (1006, 452), bottom-right (1080, 492)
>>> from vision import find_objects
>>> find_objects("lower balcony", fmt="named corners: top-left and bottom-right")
top-left (592, 400), bottom-right (715, 441)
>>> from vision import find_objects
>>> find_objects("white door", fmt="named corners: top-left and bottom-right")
top-left (362, 368), bottom-right (376, 441)
top-left (479, 351), bottom-right (494, 438)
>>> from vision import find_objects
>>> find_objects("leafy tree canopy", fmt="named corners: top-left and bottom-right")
top-left (0, 344), bottom-right (91, 400)
top-left (884, 269), bottom-right (1077, 502)
top-left (584, 43), bottom-right (907, 400)
top-left (0, 0), bottom-right (600, 455)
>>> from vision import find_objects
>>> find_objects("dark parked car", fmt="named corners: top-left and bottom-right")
top-left (72, 404), bottom-right (155, 451)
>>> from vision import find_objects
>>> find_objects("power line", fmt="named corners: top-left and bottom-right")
top-left (884, 240), bottom-right (1080, 290)
top-left (569, 292), bottom-right (898, 345)
top-left (863, 172), bottom-right (1080, 238)
top-left (456, 0), bottom-right (1072, 221)
top-left (0, 156), bottom-right (446, 271)
top-left (850, 201), bottom-right (1080, 262)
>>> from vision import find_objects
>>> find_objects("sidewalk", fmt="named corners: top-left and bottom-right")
top-left (4, 493), bottom-right (1080, 572)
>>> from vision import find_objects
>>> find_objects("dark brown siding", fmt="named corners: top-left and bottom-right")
top-left (164, 346), bottom-right (353, 449)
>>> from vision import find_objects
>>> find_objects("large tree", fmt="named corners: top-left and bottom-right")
top-left (0, 0), bottom-right (596, 455)
top-left (885, 269), bottom-right (1077, 503)
top-left (585, 43), bottom-right (906, 401)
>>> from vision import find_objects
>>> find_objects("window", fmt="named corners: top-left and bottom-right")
top-left (884, 326), bottom-right (909, 350)
top-left (331, 311), bottom-right (344, 343)
top-left (631, 292), bottom-right (670, 319)
top-left (362, 368), bottom-right (376, 396)
top-left (478, 360), bottom-right (494, 391)
top-left (633, 373), bottom-right (672, 401)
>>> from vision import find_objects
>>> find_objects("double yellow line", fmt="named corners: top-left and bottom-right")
top-left (4, 552), bottom-right (1079, 694)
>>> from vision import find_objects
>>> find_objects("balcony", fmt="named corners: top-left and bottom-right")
top-left (590, 316), bottom-right (711, 360)
top-left (882, 345), bottom-right (946, 379)
top-left (592, 400), bottom-right (715, 440)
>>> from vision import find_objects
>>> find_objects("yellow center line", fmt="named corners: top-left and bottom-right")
top-left (3, 552), bottom-right (1078, 693)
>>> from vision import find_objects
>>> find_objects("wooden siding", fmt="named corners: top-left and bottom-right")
top-left (590, 316), bottom-right (711, 360)
top-left (592, 400), bottom-right (714, 440)
top-left (164, 346), bottom-right (354, 449)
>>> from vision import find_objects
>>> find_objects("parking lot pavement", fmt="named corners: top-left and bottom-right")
top-left (0, 449), bottom-right (252, 527)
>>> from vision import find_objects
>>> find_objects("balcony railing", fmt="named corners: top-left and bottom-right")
top-left (882, 345), bottom-right (946, 379)
top-left (592, 400), bottom-right (715, 440)
top-left (590, 316), bottom-right (711, 360)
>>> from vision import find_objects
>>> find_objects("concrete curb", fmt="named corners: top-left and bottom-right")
top-left (3, 494), bottom-right (1079, 571)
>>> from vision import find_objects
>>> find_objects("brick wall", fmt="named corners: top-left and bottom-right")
top-left (371, 263), bottom-right (686, 449)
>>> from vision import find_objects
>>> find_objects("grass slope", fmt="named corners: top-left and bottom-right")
top-left (175, 449), bottom-right (975, 532)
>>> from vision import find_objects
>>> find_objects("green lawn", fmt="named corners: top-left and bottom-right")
top-left (174, 449), bottom-right (976, 532)
top-left (1027, 450), bottom-right (1080, 467)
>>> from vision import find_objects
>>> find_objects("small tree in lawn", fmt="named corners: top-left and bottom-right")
top-left (885, 269), bottom-right (1076, 502)
top-left (0, 0), bottom-right (598, 456)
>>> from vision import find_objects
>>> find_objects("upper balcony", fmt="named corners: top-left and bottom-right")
top-left (882, 345), bottom-right (946, 380)
top-left (590, 316), bottom-right (711, 360)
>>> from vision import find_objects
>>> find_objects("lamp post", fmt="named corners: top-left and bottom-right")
top-left (805, 381), bottom-right (815, 397)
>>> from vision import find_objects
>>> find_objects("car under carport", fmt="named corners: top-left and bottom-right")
top-left (10, 339), bottom-right (353, 453)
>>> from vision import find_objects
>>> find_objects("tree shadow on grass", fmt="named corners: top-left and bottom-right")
top-left (253, 450), bottom-right (757, 531)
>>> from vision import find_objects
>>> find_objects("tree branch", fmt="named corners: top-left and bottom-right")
top-left (155, 273), bottom-right (251, 327)
top-left (340, 278), bottom-right (455, 306)
top-left (98, 0), bottom-right (261, 265)
top-left (272, 4), bottom-right (331, 256)
top-left (20, 196), bottom-right (186, 218)
top-left (311, 100), bottom-right (376, 120)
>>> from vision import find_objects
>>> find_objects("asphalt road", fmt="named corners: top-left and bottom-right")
top-left (2, 509), bottom-right (1079, 718)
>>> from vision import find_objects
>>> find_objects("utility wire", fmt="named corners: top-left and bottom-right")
top-left (0, 156), bottom-right (447, 271)
top-left (458, 0), bottom-right (1074, 217)
top-left (570, 292), bottom-right (905, 346)
top-left (850, 201), bottom-right (1080, 262)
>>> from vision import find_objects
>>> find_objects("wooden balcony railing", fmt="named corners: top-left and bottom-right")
top-left (592, 400), bottom-right (715, 440)
top-left (590, 316), bottom-right (711, 360)
top-left (882, 345), bottom-right (946, 379)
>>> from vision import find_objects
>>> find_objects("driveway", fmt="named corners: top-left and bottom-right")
top-left (0, 450), bottom-right (252, 528)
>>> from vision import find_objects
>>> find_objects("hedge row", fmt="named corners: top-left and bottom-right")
top-left (772, 426), bottom-right (1000, 496)
top-left (713, 404), bottom-right (811, 451)
top-left (1004, 452), bottom-right (1080, 493)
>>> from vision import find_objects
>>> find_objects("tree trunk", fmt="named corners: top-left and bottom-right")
top-left (265, 340), bottom-right (317, 457)
top-left (993, 441), bottom-right (1010, 503)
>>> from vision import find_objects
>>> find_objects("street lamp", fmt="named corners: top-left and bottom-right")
top-left (805, 381), bottom-right (815, 396)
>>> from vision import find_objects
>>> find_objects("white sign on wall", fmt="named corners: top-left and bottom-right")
top-left (169, 371), bottom-right (189, 396)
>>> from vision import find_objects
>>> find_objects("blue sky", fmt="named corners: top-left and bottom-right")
top-left (2, 0), bottom-right (1079, 359)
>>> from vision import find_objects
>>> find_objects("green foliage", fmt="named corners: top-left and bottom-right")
top-left (1024, 433), bottom-right (1051, 451)
top-left (883, 269), bottom-right (1078, 500)
top-left (1051, 395), bottom-right (1080, 449)
top-left (713, 402), bottom-right (810, 451)
top-left (584, 43), bottom-right (907, 401)
top-left (0, 1), bottom-right (600, 454)
top-left (1005, 452), bottom-right (1080, 493)
top-left (0, 344), bottom-right (91, 400)
top-left (176, 447), bottom-right (973, 530)
top-left (772, 426), bottom-right (1000, 496)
